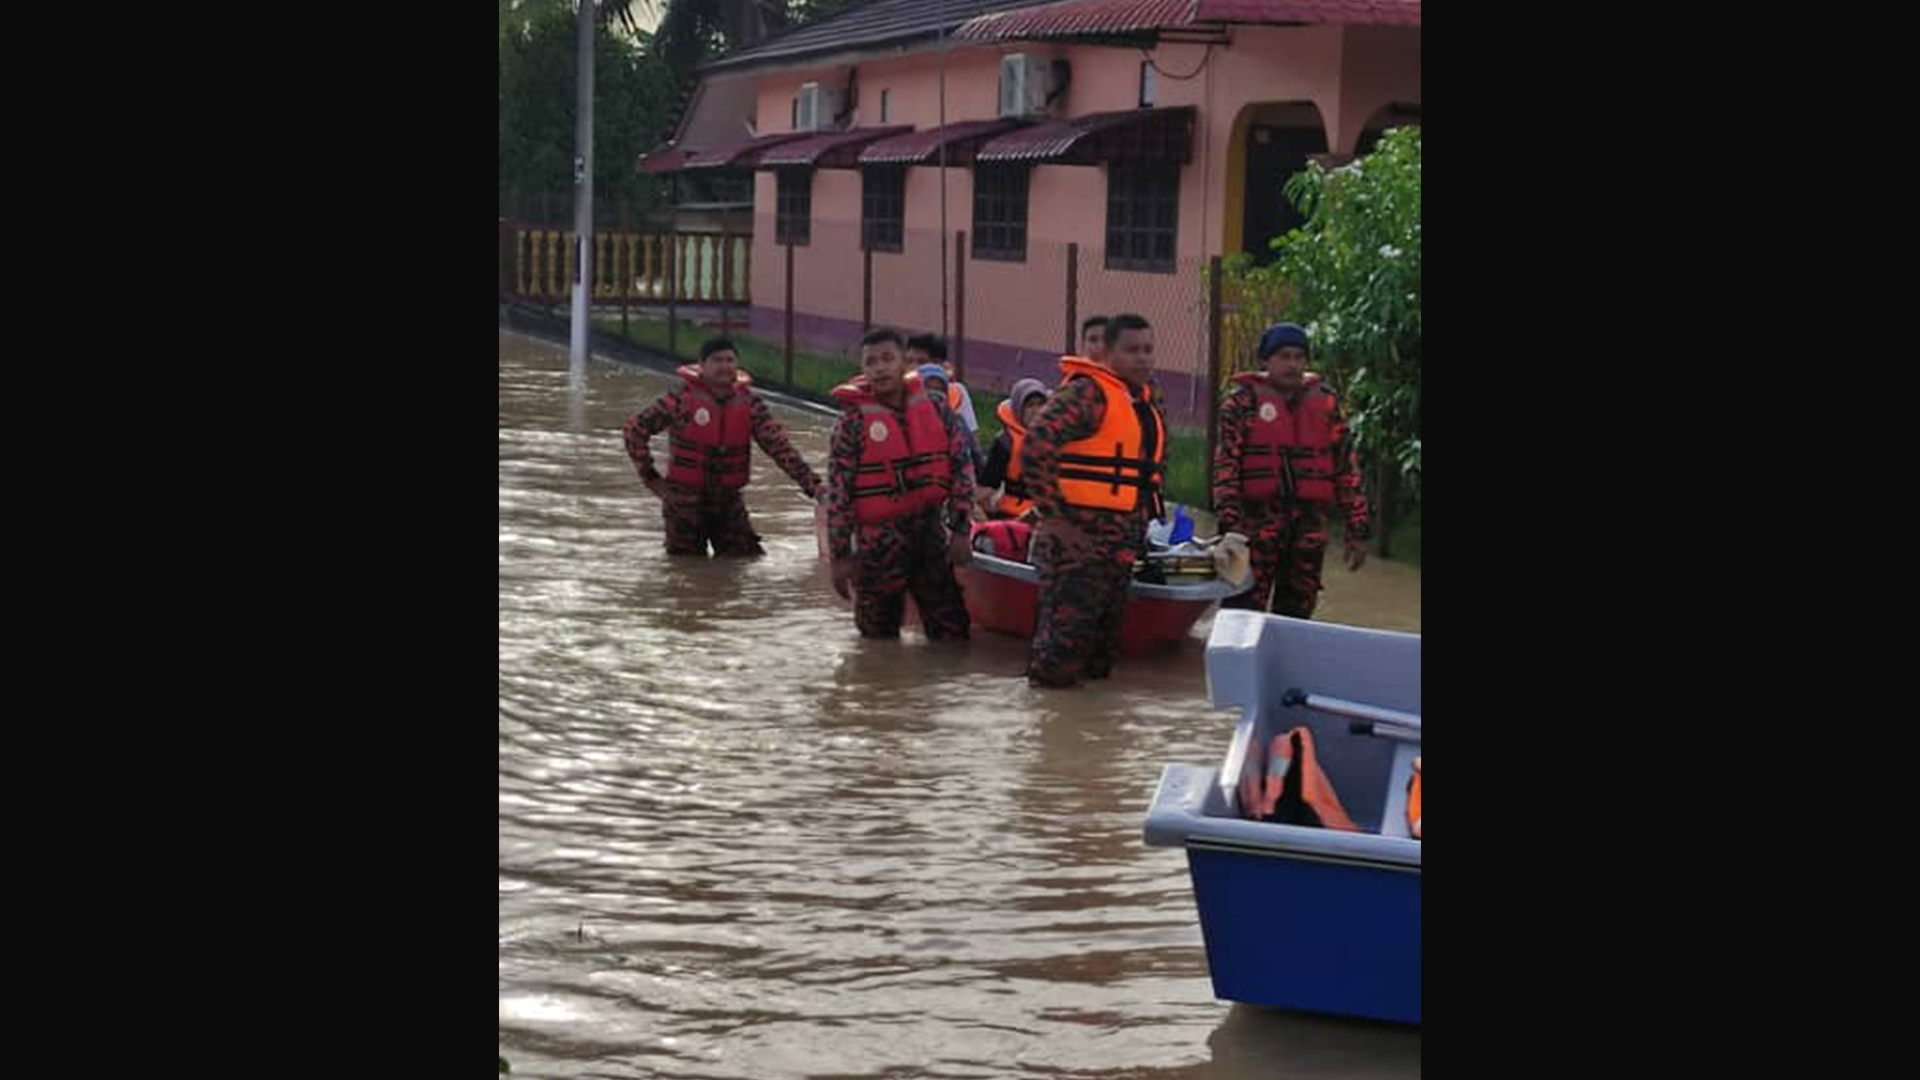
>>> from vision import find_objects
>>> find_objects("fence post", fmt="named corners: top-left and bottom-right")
top-left (862, 246), bottom-right (873, 333)
top-left (499, 219), bottom-right (513, 303)
top-left (1375, 460), bottom-right (1395, 560)
top-left (667, 229), bottom-right (679, 359)
top-left (1204, 255), bottom-right (1224, 512)
top-left (953, 230), bottom-right (967, 382)
top-left (1064, 242), bottom-right (1078, 355)
top-left (719, 229), bottom-right (733, 334)
top-left (784, 241), bottom-right (796, 389)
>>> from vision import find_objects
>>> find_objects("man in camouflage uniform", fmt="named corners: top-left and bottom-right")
top-left (825, 327), bottom-right (978, 640)
top-left (1020, 313), bottom-right (1166, 688)
top-left (1212, 323), bottom-right (1369, 618)
top-left (623, 336), bottom-right (821, 556)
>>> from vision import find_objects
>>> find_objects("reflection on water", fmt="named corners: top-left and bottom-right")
top-left (500, 331), bottom-right (1420, 1078)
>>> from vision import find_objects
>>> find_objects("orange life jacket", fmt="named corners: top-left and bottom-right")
top-left (1232, 371), bottom-right (1337, 504)
top-left (1054, 356), bottom-right (1165, 513)
top-left (1406, 757), bottom-right (1421, 839)
top-left (992, 399), bottom-right (1033, 518)
top-left (947, 382), bottom-right (964, 413)
top-left (666, 365), bottom-right (754, 489)
top-left (1240, 726), bottom-right (1360, 831)
top-left (832, 373), bottom-right (952, 525)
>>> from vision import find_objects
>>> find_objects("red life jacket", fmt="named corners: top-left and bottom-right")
top-left (666, 365), bottom-right (753, 489)
top-left (832, 373), bottom-right (952, 525)
top-left (1232, 371), bottom-right (1337, 504)
top-left (970, 518), bottom-right (1034, 562)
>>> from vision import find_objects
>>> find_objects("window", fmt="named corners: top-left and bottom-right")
top-left (1105, 165), bottom-right (1178, 273)
top-left (971, 165), bottom-right (1030, 262)
top-left (862, 167), bottom-right (905, 253)
top-left (880, 89), bottom-right (891, 123)
top-left (1139, 61), bottom-right (1156, 108)
top-left (776, 169), bottom-right (811, 246)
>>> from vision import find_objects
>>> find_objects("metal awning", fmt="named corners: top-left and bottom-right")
top-left (857, 119), bottom-right (1029, 166)
top-left (675, 131), bottom-right (818, 171)
top-left (974, 106), bottom-right (1195, 165)
top-left (754, 126), bottom-right (914, 169)
top-left (637, 147), bottom-right (690, 175)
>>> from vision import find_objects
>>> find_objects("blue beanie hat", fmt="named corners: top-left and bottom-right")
top-left (1258, 323), bottom-right (1311, 359)
top-left (916, 364), bottom-right (949, 385)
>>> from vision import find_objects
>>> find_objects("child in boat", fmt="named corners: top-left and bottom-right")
top-left (906, 334), bottom-right (985, 470)
top-left (976, 378), bottom-right (1049, 520)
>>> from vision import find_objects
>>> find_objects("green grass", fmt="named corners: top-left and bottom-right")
top-left (593, 316), bottom-right (855, 401)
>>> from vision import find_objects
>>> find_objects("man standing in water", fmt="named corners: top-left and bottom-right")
top-left (825, 328), bottom-right (977, 640)
top-left (1211, 323), bottom-right (1369, 617)
top-left (1020, 313), bottom-right (1166, 687)
top-left (623, 336), bottom-right (821, 557)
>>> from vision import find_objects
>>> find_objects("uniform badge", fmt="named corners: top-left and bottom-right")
top-left (1258, 402), bottom-right (1278, 422)
top-left (869, 421), bottom-right (890, 442)
top-left (693, 407), bottom-right (712, 426)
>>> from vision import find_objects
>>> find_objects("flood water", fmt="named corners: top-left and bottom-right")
top-left (499, 330), bottom-right (1422, 1079)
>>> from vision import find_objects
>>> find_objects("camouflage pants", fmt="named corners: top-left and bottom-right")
top-left (853, 508), bottom-right (970, 640)
top-left (1028, 515), bottom-right (1143, 687)
top-left (661, 484), bottom-right (764, 557)
top-left (1222, 501), bottom-right (1328, 619)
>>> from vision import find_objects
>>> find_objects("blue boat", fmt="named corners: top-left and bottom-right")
top-left (1143, 609), bottom-right (1421, 1025)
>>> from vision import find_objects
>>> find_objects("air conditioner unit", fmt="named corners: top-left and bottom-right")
top-left (797, 82), bottom-right (845, 132)
top-left (999, 54), bottom-right (1049, 119)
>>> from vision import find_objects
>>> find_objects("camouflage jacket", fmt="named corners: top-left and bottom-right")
top-left (623, 384), bottom-right (820, 499)
top-left (824, 395), bottom-right (976, 560)
top-left (1210, 377), bottom-right (1369, 541)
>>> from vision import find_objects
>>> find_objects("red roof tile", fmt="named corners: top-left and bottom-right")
top-left (1191, 0), bottom-right (1420, 25)
top-left (956, 0), bottom-right (1418, 40)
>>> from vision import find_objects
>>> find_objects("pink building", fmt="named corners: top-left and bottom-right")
top-left (640, 0), bottom-right (1420, 425)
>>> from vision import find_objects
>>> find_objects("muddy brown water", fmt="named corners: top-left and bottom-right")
top-left (499, 331), bottom-right (1421, 1079)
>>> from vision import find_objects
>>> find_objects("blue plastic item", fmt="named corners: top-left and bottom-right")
top-left (1143, 609), bottom-right (1421, 1024)
top-left (1168, 504), bottom-right (1195, 545)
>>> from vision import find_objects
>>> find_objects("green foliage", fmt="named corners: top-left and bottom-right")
top-left (1229, 127), bottom-right (1421, 502)
top-left (498, 3), bottom-right (683, 213)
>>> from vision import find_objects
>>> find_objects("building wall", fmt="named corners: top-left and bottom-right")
top-left (737, 25), bottom-right (1419, 416)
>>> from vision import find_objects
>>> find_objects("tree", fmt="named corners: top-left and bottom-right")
top-left (498, 3), bottom-right (682, 216)
top-left (1225, 128), bottom-right (1420, 514)
top-left (1269, 127), bottom-right (1420, 505)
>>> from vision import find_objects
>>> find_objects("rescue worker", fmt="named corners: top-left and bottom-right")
top-left (975, 378), bottom-right (1048, 520)
top-left (1211, 323), bottom-right (1370, 618)
top-left (1019, 313), bottom-right (1166, 688)
top-left (824, 328), bottom-right (978, 640)
top-left (1079, 315), bottom-right (1108, 365)
top-left (623, 336), bottom-right (821, 557)
top-left (905, 334), bottom-right (985, 469)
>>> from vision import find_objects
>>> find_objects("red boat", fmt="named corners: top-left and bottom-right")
top-left (815, 505), bottom-right (1249, 654)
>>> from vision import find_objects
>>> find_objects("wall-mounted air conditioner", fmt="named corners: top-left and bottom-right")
top-left (999, 54), bottom-right (1049, 119)
top-left (796, 82), bottom-right (845, 132)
